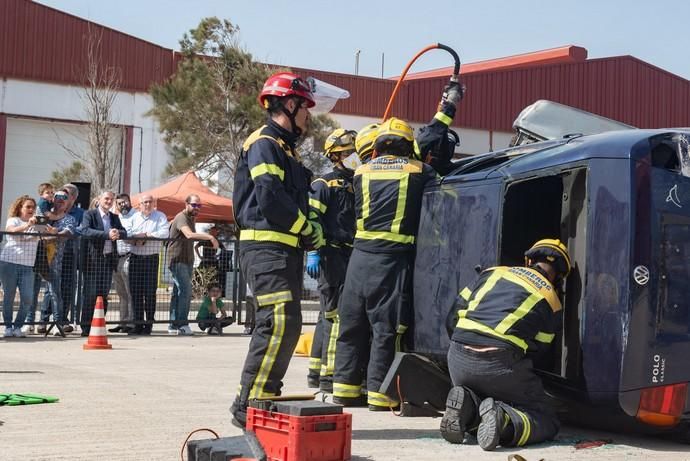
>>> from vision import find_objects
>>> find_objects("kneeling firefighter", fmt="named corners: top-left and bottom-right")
top-left (441, 239), bottom-right (571, 450)
top-left (332, 80), bottom-right (464, 410)
top-left (230, 72), bottom-right (325, 427)
top-left (306, 128), bottom-right (358, 393)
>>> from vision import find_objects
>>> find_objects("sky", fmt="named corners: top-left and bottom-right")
top-left (38, 0), bottom-right (690, 80)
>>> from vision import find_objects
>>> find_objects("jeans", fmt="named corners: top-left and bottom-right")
top-left (1, 262), bottom-right (36, 329)
top-left (130, 254), bottom-right (159, 326)
top-left (25, 272), bottom-right (43, 324)
top-left (169, 262), bottom-right (193, 328)
top-left (41, 266), bottom-right (63, 324)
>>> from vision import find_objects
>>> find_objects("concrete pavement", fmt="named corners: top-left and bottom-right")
top-left (1, 324), bottom-right (689, 460)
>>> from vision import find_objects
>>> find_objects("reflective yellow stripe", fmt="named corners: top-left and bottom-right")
top-left (495, 292), bottom-right (541, 334)
top-left (255, 290), bottom-right (292, 307)
top-left (535, 331), bottom-right (555, 343)
top-left (309, 357), bottom-right (322, 371)
top-left (290, 211), bottom-right (307, 234)
top-left (249, 303), bottom-right (285, 399)
top-left (355, 230), bottom-right (415, 244)
top-left (465, 271), bottom-right (502, 314)
top-left (368, 391), bottom-right (398, 407)
top-left (457, 317), bottom-right (528, 352)
top-left (459, 287), bottom-right (472, 301)
top-left (324, 309), bottom-right (338, 320)
top-left (309, 198), bottom-right (327, 214)
top-left (357, 175), bottom-right (371, 231)
top-left (391, 174), bottom-right (409, 234)
top-left (250, 163), bottom-right (285, 181)
top-left (396, 325), bottom-right (407, 335)
top-left (514, 408), bottom-right (531, 446)
top-left (434, 111), bottom-right (453, 126)
top-left (333, 382), bottom-right (361, 398)
top-left (239, 229), bottom-right (299, 248)
top-left (324, 316), bottom-right (339, 375)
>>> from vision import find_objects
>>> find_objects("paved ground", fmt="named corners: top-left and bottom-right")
top-left (2, 324), bottom-right (689, 461)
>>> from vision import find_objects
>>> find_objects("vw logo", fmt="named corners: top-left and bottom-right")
top-left (633, 265), bottom-right (650, 286)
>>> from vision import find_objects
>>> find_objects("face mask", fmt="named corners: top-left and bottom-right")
top-left (341, 152), bottom-right (361, 171)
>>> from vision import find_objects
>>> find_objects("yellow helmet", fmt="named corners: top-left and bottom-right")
top-left (524, 239), bottom-right (571, 278)
top-left (324, 128), bottom-right (357, 158)
top-left (375, 117), bottom-right (415, 157)
top-left (355, 123), bottom-right (379, 163)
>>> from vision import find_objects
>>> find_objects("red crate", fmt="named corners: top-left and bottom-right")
top-left (246, 407), bottom-right (352, 461)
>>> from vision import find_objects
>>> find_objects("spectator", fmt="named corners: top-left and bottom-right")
top-left (109, 193), bottom-right (136, 333)
top-left (127, 194), bottom-right (169, 335)
top-left (1, 195), bottom-right (55, 338)
top-left (38, 189), bottom-right (78, 335)
top-left (167, 194), bottom-right (218, 336)
top-left (59, 183), bottom-right (84, 326)
top-left (196, 284), bottom-right (234, 334)
top-left (78, 190), bottom-right (127, 336)
top-left (36, 182), bottom-right (59, 220)
top-left (194, 224), bottom-right (230, 295)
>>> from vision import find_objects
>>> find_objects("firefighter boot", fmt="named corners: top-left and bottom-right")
top-left (477, 398), bottom-right (513, 451)
top-left (440, 386), bottom-right (478, 444)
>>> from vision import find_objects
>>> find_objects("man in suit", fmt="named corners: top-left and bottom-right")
top-left (78, 190), bottom-right (127, 336)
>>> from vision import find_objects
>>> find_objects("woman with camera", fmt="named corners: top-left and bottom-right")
top-left (1, 195), bottom-right (56, 338)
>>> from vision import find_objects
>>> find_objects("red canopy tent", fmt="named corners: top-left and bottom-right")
top-left (131, 172), bottom-right (234, 223)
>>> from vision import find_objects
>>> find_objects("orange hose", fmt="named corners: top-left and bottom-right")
top-left (382, 44), bottom-right (439, 122)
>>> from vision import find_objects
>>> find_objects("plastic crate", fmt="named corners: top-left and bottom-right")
top-left (246, 407), bottom-right (351, 461)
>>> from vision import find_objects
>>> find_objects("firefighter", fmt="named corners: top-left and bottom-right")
top-left (440, 239), bottom-right (571, 450)
top-left (306, 129), bottom-right (358, 393)
top-left (354, 123), bottom-right (380, 164)
top-left (230, 72), bottom-right (325, 428)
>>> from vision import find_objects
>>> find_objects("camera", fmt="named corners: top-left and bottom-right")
top-left (35, 215), bottom-right (49, 225)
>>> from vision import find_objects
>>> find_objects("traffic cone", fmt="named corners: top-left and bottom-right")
top-left (83, 296), bottom-right (112, 350)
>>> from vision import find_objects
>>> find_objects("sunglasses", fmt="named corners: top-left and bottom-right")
top-left (189, 203), bottom-right (202, 209)
top-left (54, 194), bottom-right (68, 201)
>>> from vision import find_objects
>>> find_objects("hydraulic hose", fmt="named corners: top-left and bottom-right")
top-left (382, 43), bottom-right (461, 122)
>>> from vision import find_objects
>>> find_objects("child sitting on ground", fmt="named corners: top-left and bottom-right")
top-left (197, 284), bottom-right (234, 334)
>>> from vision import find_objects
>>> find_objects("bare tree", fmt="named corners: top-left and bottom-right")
top-left (54, 27), bottom-right (123, 191)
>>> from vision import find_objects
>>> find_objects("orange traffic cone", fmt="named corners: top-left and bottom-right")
top-left (83, 296), bottom-right (112, 350)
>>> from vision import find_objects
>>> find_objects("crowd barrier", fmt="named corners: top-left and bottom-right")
top-left (0, 232), bottom-right (320, 331)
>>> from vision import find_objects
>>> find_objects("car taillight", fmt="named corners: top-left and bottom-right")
top-left (636, 383), bottom-right (687, 427)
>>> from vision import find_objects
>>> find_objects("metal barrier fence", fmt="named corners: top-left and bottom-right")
top-left (0, 231), bottom-right (320, 334)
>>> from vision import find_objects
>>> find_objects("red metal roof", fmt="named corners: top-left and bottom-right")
top-left (3, 0), bottom-right (690, 133)
top-left (400, 45), bottom-right (588, 80)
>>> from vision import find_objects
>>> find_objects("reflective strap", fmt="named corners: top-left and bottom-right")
top-left (250, 163), bottom-right (285, 181)
top-left (309, 198), bottom-right (327, 214)
top-left (309, 357), bottom-right (322, 371)
top-left (255, 290), bottom-right (293, 307)
top-left (333, 382), bottom-right (361, 398)
top-left (434, 111), bottom-right (453, 126)
top-left (355, 230), bottom-right (415, 244)
top-left (495, 292), bottom-right (541, 335)
top-left (368, 390), bottom-right (398, 408)
top-left (324, 316), bottom-right (339, 375)
top-left (463, 271), bottom-right (502, 315)
top-left (535, 331), bottom-right (555, 343)
top-left (396, 324), bottom-right (408, 335)
top-left (391, 174), bottom-right (409, 234)
top-left (239, 229), bottom-right (299, 248)
top-left (514, 408), bottom-right (532, 446)
top-left (249, 303), bottom-right (286, 399)
top-left (457, 317), bottom-right (528, 353)
top-left (357, 175), bottom-right (371, 231)
top-left (324, 309), bottom-right (338, 320)
top-left (395, 324), bottom-right (407, 352)
top-left (459, 287), bottom-right (472, 301)
top-left (290, 211), bottom-right (307, 234)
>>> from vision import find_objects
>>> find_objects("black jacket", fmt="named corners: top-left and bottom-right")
top-left (78, 208), bottom-right (127, 263)
top-left (309, 167), bottom-right (355, 246)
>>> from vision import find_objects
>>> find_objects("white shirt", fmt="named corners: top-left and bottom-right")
top-left (128, 209), bottom-right (169, 256)
top-left (0, 217), bottom-right (39, 267)
top-left (116, 208), bottom-right (137, 254)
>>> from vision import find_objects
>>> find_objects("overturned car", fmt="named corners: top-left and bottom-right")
top-left (389, 101), bottom-right (690, 437)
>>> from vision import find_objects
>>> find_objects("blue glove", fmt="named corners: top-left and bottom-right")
top-left (306, 251), bottom-right (320, 279)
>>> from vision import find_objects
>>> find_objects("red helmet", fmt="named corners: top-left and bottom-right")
top-left (258, 72), bottom-right (315, 109)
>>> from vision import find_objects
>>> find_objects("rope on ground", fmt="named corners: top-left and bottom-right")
top-left (180, 428), bottom-right (220, 461)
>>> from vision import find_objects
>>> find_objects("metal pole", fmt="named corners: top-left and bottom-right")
top-left (381, 52), bottom-right (385, 78)
top-left (355, 49), bottom-right (361, 75)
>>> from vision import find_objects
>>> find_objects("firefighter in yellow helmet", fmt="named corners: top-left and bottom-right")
top-left (441, 239), bottom-right (571, 450)
top-left (230, 72), bottom-right (325, 428)
top-left (306, 128), bottom-right (358, 393)
top-left (354, 123), bottom-right (379, 164)
top-left (332, 117), bottom-right (439, 410)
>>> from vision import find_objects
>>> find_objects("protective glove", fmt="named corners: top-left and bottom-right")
top-left (306, 251), bottom-right (320, 279)
top-left (441, 80), bottom-right (465, 106)
top-left (300, 220), bottom-right (325, 250)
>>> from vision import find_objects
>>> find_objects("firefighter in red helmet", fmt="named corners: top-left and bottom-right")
top-left (231, 72), bottom-right (325, 427)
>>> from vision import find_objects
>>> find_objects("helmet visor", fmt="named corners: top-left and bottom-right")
top-left (306, 77), bottom-right (350, 114)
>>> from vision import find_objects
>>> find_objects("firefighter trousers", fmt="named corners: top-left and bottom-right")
top-left (232, 246), bottom-right (304, 414)
top-left (333, 248), bottom-right (412, 408)
top-left (447, 340), bottom-right (560, 446)
top-left (308, 246), bottom-right (350, 384)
